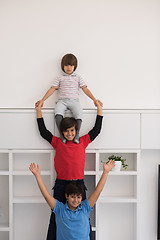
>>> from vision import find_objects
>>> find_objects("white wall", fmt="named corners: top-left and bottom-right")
top-left (0, 0), bottom-right (160, 109)
top-left (0, 1), bottom-right (160, 240)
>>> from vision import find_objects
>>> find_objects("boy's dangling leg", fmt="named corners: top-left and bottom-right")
top-left (74, 119), bottom-right (82, 144)
top-left (55, 114), bottom-right (66, 143)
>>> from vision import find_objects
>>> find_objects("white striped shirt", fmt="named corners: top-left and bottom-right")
top-left (52, 73), bottom-right (86, 99)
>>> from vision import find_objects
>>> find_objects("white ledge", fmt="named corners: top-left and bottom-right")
top-left (0, 108), bottom-right (160, 114)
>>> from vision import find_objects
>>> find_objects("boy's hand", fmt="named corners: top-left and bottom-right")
top-left (94, 99), bottom-right (103, 107)
top-left (103, 160), bottom-right (115, 173)
top-left (35, 102), bottom-right (41, 109)
top-left (35, 100), bottom-right (44, 108)
top-left (94, 99), bottom-right (103, 116)
top-left (29, 163), bottom-right (41, 177)
top-left (35, 102), bottom-right (42, 118)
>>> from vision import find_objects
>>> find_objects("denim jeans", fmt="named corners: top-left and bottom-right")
top-left (46, 178), bottom-right (93, 240)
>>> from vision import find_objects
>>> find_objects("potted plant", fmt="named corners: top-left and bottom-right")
top-left (107, 155), bottom-right (128, 171)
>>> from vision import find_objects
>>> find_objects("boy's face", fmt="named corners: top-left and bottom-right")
top-left (63, 126), bottom-right (76, 141)
top-left (64, 65), bottom-right (74, 75)
top-left (65, 193), bottom-right (82, 211)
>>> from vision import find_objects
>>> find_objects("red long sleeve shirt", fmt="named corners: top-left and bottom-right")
top-left (37, 115), bottom-right (103, 180)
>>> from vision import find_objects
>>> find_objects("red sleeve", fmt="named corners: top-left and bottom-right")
top-left (80, 134), bottom-right (91, 148)
top-left (51, 136), bottom-right (59, 149)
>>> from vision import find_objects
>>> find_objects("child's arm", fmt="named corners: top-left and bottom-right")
top-left (88, 100), bottom-right (103, 142)
top-left (35, 105), bottom-right (53, 143)
top-left (29, 163), bottom-right (56, 210)
top-left (95, 99), bottom-right (102, 116)
top-left (36, 87), bottom-right (56, 107)
top-left (82, 86), bottom-right (103, 107)
top-left (88, 160), bottom-right (115, 208)
top-left (35, 104), bottom-right (43, 118)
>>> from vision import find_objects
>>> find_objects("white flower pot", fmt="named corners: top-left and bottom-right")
top-left (111, 161), bottom-right (122, 171)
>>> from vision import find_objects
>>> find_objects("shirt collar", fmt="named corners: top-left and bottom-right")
top-left (62, 71), bottom-right (77, 77)
top-left (65, 201), bottom-right (82, 212)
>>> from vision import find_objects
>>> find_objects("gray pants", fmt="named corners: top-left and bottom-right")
top-left (55, 98), bottom-right (83, 120)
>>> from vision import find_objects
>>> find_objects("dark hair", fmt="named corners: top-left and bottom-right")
top-left (65, 182), bottom-right (84, 197)
top-left (61, 53), bottom-right (78, 72)
top-left (60, 117), bottom-right (78, 133)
